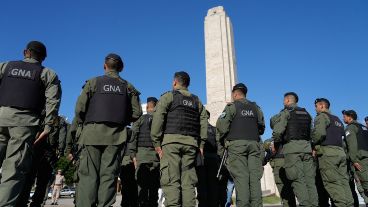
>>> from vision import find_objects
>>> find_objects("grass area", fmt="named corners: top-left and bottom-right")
top-left (263, 195), bottom-right (281, 204)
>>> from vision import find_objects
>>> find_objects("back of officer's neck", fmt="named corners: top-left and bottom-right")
top-left (24, 57), bottom-right (41, 64)
top-left (105, 69), bottom-right (119, 76)
top-left (174, 85), bottom-right (188, 91)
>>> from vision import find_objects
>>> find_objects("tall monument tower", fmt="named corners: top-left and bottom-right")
top-left (205, 6), bottom-right (238, 124)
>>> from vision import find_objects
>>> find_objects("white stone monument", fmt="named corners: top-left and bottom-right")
top-left (204, 6), bottom-right (278, 197)
top-left (204, 6), bottom-right (238, 125)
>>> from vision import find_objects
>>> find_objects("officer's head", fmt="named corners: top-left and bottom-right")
top-left (283, 92), bottom-right (298, 107)
top-left (314, 98), bottom-right (330, 113)
top-left (365, 116), bottom-right (368, 127)
top-left (146, 97), bottom-right (158, 113)
top-left (173, 71), bottom-right (190, 89)
top-left (23, 41), bottom-right (47, 62)
top-left (104, 53), bottom-right (124, 72)
top-left (232, 83), bottom-right (247, 101)
top-left (57, 169), bottom-right (62, 175)
top-left (342, 110), bottom-right (357, 124)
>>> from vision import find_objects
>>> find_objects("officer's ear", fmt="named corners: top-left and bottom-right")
top-left (103, 64), bottom-right (107, 71)
top-left (23, 49), bottom-right (30, 58)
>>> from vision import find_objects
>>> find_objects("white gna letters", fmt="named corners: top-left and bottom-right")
top-left (10, 68), bottom-right (32, 78)
top-left (103, 85), bottom-right (121, 93)
top-left (241, 110), bottom-right (254, 117)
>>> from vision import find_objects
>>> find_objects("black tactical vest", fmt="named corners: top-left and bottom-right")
top-left (0, 61), bottom-right (44, 113)
top-left (84, 75), bottom-right (131, 125)
top-left (321, 113), bottom-right (344, 147)
top-left (204, 124), bottom-right (217, 154)
top-left (137, 114), bottom-right (154, 148)
top-left (226, 101), bottom-right (259, 141)
top-left (284, 107), bottom-right (311, 142)
top-left (164, 90), bottom-right (200, 137)
top-left (352, 123), bottom-right (368, 151)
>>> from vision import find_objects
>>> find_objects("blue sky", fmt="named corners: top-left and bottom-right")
top-left (1, 1), bottom-right (367, 138)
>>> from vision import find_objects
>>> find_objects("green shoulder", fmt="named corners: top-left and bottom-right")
top-left (125, 80), bottom-right (141, 96)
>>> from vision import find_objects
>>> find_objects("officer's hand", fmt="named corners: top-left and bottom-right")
top-left (312, 150), bottom-right (317, 158)
top-left (67, 153), bottom-right (73, 161)
top-left (155, 147), bottom-right (163, 159)
top-left (133, 157), bottom-right (138, 169)
top-left (34, 130), bottom-right (50, 145)
top-left (354, 162), bottom-right (363, 171)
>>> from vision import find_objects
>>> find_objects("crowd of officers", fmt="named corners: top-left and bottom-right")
top-left (0, 40), bottom-right (368, 207)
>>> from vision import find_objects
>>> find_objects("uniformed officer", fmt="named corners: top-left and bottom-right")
top-left (120, 127), bottom-right (138, 207)
top-left (343, 109), bottom-right (368, 198)
top-left (17, 115), bottom-right (68, 207)
top-left (216, 83), bottom-right (265, 207)
top-left (151, 71), bottom-right (208, 207)
top-left (271, 92), bottom-right (318, 207)
top-left (268, 114), bottom-right (296, 207)
top-left (72, 53), bottom-right (142, 206)
top-left (342, 134), bottom-right (368, 207)
top-left (0, 41), bottom-right (62, 206)
top-left (196, 110), bottom-right (222, 207)
top-left (311, 98), bottom-right (354, 207)
top-left (132, 97), bottom-right (160, 207)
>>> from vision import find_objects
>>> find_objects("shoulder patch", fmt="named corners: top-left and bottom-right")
top-left (345, 131), bottom-right (351, 137)
top-left (219, 112), bottom-right (227, 119)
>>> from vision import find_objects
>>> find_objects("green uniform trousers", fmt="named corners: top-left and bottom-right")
top-left (315, 166), bottom-right (332, 206)
top-left (226, 140), bottom-right (263, 207)
top-left (0, 126), bottom-right (38, 207)
top-left (160, 143), bottom-right (197, 207)
top-left (76, 145), bottom-right (121, 207)
top-left (318, 153), bottom-right (354, 207)
top-left (284, 153), bottom-right (318, 207)
top-left (355, 157), bottom-right (368, 195)
top-left (269, 158), bottom-right (296, 207)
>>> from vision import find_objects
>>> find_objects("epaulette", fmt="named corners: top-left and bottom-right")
top-left (161, 91), bottom-right (171, 97)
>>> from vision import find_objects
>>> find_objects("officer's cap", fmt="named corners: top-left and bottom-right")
top-left (342, 110), bottom-right (358, 120)
top-left (232, 83), bottom-right (248, 95)
top-left (26, 41), bottom-right (47, 58)
top-left (105, 53), bottom-right (124, 68)
top-left (365, 116), bottom-right (368, 122)
top-left (314, 98), bottom-right (330, 108)
top-left (147, 97), bottom-right (158, 104)
top-left (284, 92), bottom-right (299, 103)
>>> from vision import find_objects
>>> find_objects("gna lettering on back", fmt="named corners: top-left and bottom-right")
top-left (8, 68), bottom-right (35, 79)
top-left (241, 109), bottom-right (255, 117)
top-left (103, 84), bottom-right (122, 93)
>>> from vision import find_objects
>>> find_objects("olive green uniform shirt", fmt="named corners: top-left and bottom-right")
top-left (312, 110), bottom-right (345, 156)
top-left (0, 58), bottom-right (62, 132)
top-left (345, 121), bottom-right (368, 163)
top-left (75, 70), bottom-right (142, 145)
top-left (272, 104), bottom-right (312, 154)
top-left (151, 86), bottom-right (208, 149)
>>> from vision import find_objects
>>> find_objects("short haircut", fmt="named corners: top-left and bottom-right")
top-left (105, 58), bottom-right (123, 71)
top-left (174, 71), bottom-right (190, 87)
